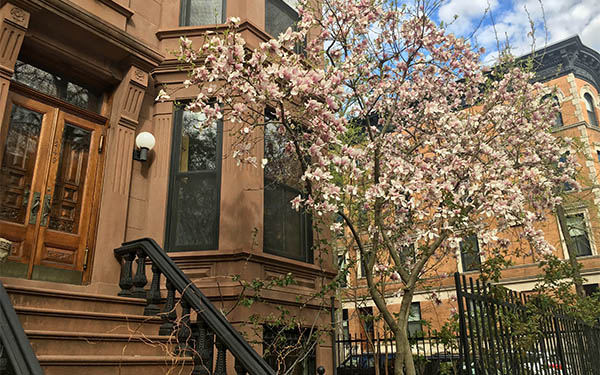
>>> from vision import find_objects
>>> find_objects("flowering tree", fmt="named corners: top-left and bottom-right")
top-left (167, 1), bottom-right (576, 373)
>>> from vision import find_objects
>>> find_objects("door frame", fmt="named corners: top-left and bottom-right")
top-left (6, 81), bottom-right (108, 284)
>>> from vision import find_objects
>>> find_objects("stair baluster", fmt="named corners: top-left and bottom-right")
top-left (159, 280), bottom-right (177, 336)
top-left (117, 251), bottom-right (135, 296)
top-left (177, 298), bottom-right (192, 353)
top-left (214, 339), bottom-right (227, 375)
top-left (144, 263), bottom-right (162, 315)
top-left (115, 238), bottom-right (276, 375)
top-left (132, 250), bottom-right (148, 298)
top-left (235, 357), bottom-right (248, 375)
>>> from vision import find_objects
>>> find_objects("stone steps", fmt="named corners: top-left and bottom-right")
top-left (5, 284), bottom-right (196, 374)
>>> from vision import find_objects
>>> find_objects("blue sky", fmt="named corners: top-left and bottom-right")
top-left (434, 0), bottom-right (600, 63)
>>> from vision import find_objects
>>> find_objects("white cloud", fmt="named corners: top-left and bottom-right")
top-left (438, 0), bottom-right (499, 34)
top-left (437, 0), bottom-right (600, 62)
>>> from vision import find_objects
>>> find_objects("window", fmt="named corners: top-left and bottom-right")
top-left (542, 94), bottom-right (563, 127)
top-left (584, 93), bottom-right (598, 126)
top-left (408, 302), bottom-right (423, 337)
top-left (584, 283), bottom-right (599, 298)
top-left (597, 150), bottom-right (600, 162)
top-left (566, 213), bottom-right (592, 257)
top-left (337, 250), bottom-right (348, 288)
top-left (358, 307), bottom-right (374, 338)
top-left (165, 109), bottom-right (222, 251)
top-left (263, 111), bottom-right (312, 262)
top-left (12, 60), bottom-right (101, 112)
top-left (342, 309), bottom-right (350, 341)
top-left (263, 325), bottom-right (316, 375)
top-left (180, 0), bottom-right (226, 26)
top-left (460, 235), bottom-right (481, 272)
top-left (265, 0), bottom-right (299, 38)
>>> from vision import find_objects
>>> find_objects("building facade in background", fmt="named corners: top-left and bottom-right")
top-left (0, 0), bottom-right (335, 373)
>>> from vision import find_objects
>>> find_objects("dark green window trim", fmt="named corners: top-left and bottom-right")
top-left (165, 107), bottom-right (222, 252)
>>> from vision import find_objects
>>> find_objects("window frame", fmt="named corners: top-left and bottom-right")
top-left (584, 93), bottom-right (598, 126)
top-left (262, 109), bottom-right (313, 263)
top-left (459, 235), bottom-right (481, 272)
top-left (265, 0), bottom-right (299, 38)
top-left (179, 0), bottom-right (227, 27)
top-left (164, 106), bottom-right (223, 252)
top-left (561, 211), bottom-right (594, 258)
top-left (407, 302), bottom-right (423, 337)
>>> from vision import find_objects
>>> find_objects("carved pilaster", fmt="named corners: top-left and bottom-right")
top-left (145, 101), bottom-right (173, 246)
top-left (92, 65), bottom-right (150, 286)
top-left (0, 3), bottom-right (29, 79)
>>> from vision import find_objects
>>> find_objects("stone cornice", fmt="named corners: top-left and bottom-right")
top-left (26, 0), bottom-right (163, 69)
top-left (521, 35), bottom-right (600, 93)
top-left (156, 20), bottom-right (272, 43)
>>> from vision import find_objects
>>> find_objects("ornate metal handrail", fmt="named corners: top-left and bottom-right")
top-left (0, 281), bottom-right (44, 375)
top-left (114, 238), bottom-right (275, 375)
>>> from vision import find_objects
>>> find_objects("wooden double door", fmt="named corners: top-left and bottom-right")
top-left (0, 92), bottom-right (104, 284)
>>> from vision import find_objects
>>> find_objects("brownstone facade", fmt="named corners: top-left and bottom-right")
top-left (0, 0), bottom-right (336, 373)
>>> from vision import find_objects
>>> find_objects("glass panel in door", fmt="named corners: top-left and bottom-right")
top-left (32, 112), bottom-right (101, 284)
top-left (0, 95), bottom-right (57, 278)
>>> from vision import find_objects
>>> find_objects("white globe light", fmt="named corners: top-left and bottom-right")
top-left (135, 132), bottom-right (155, 150)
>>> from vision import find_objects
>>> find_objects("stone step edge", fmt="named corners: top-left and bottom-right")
top-left (25, 329), bottom-right (171, 342)
top-left (37, 355), bottom-right (193, 366)
top-left (15, 306), bottom-right (163, 323)
top-left (4, 284), bottom-right (147, 305)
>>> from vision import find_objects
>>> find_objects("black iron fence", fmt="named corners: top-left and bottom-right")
top-left (335, 332), bottom-right (461, 375)
top-left (455, 272), bottom-right (600, 375)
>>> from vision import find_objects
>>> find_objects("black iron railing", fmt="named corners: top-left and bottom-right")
top-left (455, 272), bottom-right (600, 375)
top-left (335, 332), bottom-right (460, 375)
top-left (0, 281), bottom-right (44, 375)
top-left (114, 238), bottom-right (276, 375)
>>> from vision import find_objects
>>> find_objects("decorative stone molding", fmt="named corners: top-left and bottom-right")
top-left (111, 66), bottom-right (149, 130)
top-left (0, 3), bottom-right (29, 78)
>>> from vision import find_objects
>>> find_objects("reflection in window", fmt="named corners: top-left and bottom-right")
top-left (180, 0), bottom-right (225, 26)
top-left (0, 105), bottom-right (43, 224)
top-left (408, 302), bottom-right (423, 337)
top-left (48, 124), bottom-right (91, 234)
top-left (12, 61), bottom-right (101, 112)
top-left (460, 235), bottom-right (481, 272)
top-left (263, 111), bottom-right (312, 263)
top-left (265, 0), bottom-right (299, 38)
top-left (166, 110), bottom-right (222, 251)
top-left (566, 213), bottom-right (592, 257)
top-left (584, 93), bottom-right (598, 126)
top-left (543, 94), bottom-right (563, 127)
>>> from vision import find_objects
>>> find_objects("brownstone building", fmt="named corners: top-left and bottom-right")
top-left (0, 0), bottom-right (336, 374)
top-left (339, 36), bottom-right (600, 342)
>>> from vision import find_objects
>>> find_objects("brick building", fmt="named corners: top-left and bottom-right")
top-left (0, 0), bottom-right (335, 374)
top-left (339, 35), bottom-right (600, 340)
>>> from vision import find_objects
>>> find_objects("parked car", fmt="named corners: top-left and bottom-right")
top-left (525, 351), bottom-right (565, 375)
top-left (337, 353), bottom-right (395, 375)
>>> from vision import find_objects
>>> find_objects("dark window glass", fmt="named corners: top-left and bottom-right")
top-left (263, 111), bottom-right (312, 263)
top-left (263, 325), bottom-right (316, 375)
top-left (337, 251), bottom-right (347, 288)
top-left (584, 93), bottom-right (598, 126)
top-left (358, 307), bottom-right (374, 338)
top-left (166, 109), bottom-right (221, 251)
top-left (12, 60), bottom-right (101, 112)
top-left (460, 235), bottom-right (481, 272)
top-left (342, 309), bottom-right (350, 340)
top-left (180, 0), bottom-right (225, 26)
top-left (265, 0), bottom-right (299, 38)
top-left (597, 150), bottom-right (600, 162)
top-left (408, 302), bottom-right (423, 337)
top-left (584, 283), bottom-right (599, 297)
top-left (566, 213), bottom-right (592, 257)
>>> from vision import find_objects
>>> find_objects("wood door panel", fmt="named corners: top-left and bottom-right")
top-left (33, 111), bottom-right (102, 275)
top-left (0, 94), bottom-right (57, 266)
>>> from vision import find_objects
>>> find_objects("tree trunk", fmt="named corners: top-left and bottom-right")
top-left (556, 205), bottom-right (586, 298)
top-left (394, 327), bottom-right (416, 375)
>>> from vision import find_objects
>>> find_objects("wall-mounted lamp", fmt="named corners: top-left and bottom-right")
top-left (133, 131), bottom-right (155, 162)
